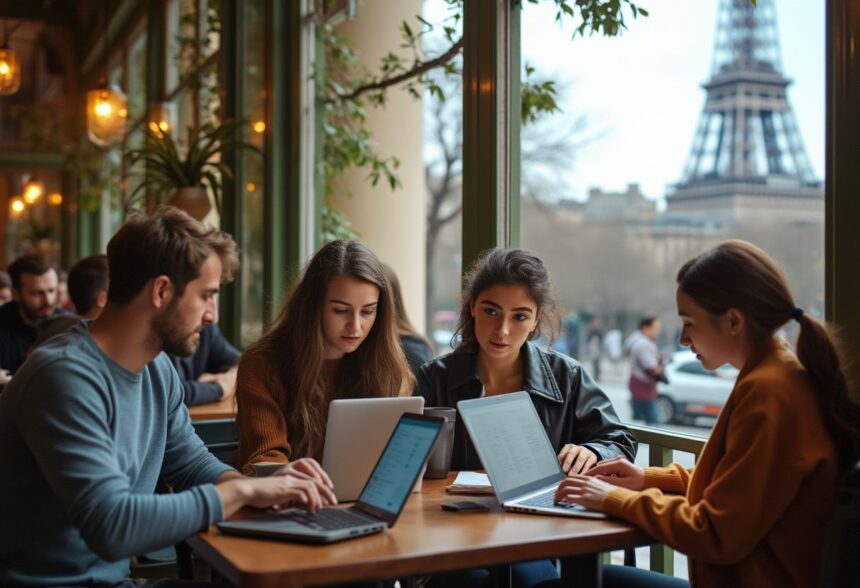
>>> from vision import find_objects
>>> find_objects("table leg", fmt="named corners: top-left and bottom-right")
top-left (560, 553), bottom-right (602, 588)
top-left (489, 564), bottom-right (512, 588)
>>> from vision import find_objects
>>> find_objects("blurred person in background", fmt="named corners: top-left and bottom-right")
top-left (626, 317), bottom-right (665, 425)
top-left (0, 254), bottom-right (63, 374)
top-left (32, 255), bottom-right (110, 349)
top-left (382, 263), bottom-right (432, 376)
top-left (56, 269), bottom-right (74, 312)
top-left (0, 271), bottom-right (12, 306)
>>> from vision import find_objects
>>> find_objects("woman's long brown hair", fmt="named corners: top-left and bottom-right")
top-left (243, 240), bottom-right (414, 458)
top-left (381, 262), bottom-right (432, 348)
top-left (677, 240), bottom-right (860, 471)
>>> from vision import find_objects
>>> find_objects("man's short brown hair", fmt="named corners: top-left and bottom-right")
top-left (106, 206), bottom-right (239, 304)
top-left (68, 255), bottom-right (109, 315)
top-left (7, 254), bottom-right (55, 291)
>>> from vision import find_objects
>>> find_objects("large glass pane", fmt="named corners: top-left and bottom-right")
top-left (519, 3), bottom-right (824, 429)
top-left (201, 0), bottom-right (222, 60)
top-left (239, 0), bottom-right (265, 345)
top-left (126, 30), bottom-right (147, 123)
top-left (423, 0), bottom-right (463, 355)
top-left (166, 0), bottom-right (198, 93)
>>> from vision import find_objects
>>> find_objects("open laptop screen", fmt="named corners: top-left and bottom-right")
top-left (355, 415), bottom-right (442, 524)
top-left (460, 392), bottom-right (564, 502)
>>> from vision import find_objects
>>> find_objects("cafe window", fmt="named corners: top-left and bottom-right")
top-left (519, 0), bottom-right (824, 436)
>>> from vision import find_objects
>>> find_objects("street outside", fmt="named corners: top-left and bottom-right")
top-left (592, 359), bottom-right (715, 581)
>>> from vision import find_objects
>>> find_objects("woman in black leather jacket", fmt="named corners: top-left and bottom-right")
top-left (414, 248), bottom-right (637, 588)
top-left (416, 248), bottom-right (636, 472)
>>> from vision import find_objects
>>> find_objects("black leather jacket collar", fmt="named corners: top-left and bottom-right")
top-left (442, 340), bottom-right (564, 403)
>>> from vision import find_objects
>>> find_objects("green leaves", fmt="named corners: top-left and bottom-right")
top-left (315, 0), bottom-right (649, 232)
top-left (125, 118), bottom-right (261, 213)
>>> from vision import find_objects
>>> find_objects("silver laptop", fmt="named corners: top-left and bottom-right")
top-left (457, 391), bottom-right (607, 519)
top-left (322, 396), bottom-right (425, 501)
top-left (217, 412), bottom-right (443, 543)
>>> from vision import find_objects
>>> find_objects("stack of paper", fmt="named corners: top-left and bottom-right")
top-left (445, 471), bottom-right (494, 495)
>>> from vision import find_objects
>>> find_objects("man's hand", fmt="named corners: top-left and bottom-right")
top-left (557, 444), bottom-right (598, 475)
top-left (198, 366), bottom-right (237, 399)
top-left (270, 458), bottom-right (334, 491)
top-left (216, 459), bottom-right (337, 518)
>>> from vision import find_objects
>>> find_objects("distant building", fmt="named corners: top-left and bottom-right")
top-left (583, 183), bottom-right (657, 224)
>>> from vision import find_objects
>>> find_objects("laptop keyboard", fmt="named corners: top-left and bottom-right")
top-left (282, 508), bottom-right (378, 531)
top-left (519, 489), bottom-right (582, 509)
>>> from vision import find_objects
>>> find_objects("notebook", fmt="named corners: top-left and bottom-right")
top-left (217, 412), bottom-right (443, 543)
top-left (457, 391), bottom-right (607, 519)
top-left (322, 396), bottom-right (425, 501)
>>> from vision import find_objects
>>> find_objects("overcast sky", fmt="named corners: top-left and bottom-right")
top-left (519, 0), bottom-right (824, 202)
top-left (422, 1), bottom-right (824, 204)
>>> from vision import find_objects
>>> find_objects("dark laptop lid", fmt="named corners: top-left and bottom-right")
top-left (457, 392), bottom-right (565, 504)
top-left (353, 413), bottom-right (443, 526)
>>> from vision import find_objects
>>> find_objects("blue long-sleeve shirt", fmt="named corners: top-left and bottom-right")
top-left (0, 325), bottom-right (233, 586)
top-left (170, 323), bottom-right (241, 406)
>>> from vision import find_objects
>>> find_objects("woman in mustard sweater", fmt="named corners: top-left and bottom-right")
top-left (556, 240), bottom-right (860, 588)
top-left (235, 240), bottom-right (414, 475)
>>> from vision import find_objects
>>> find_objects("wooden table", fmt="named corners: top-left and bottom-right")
top-left (188, 395), bottom-right (237, 421)
top-left (187, 476), bottom-right (652, 587)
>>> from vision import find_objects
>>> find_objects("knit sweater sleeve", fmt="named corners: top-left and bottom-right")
top-left (601, 375), bottom-right (812, 565)
top-left (235, 352), bottom-right (293, 475)
top-left (642, 464), bottom-right (693, 494)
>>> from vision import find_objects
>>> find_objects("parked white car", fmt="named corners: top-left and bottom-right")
top-left (656, 351), bottom-right (738, 425)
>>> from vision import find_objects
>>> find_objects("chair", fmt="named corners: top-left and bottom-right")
top-left (819, 460), bottom-right (860, 587)
top-left (177, 418), bottom-right (238, 580)
top-left (192, 418), bottom-right (239, 464)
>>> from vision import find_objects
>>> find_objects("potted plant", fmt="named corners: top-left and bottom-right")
top-left (126, 119), bottom-right (260, 220)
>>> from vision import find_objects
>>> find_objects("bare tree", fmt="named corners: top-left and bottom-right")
top-left (424, 72), bottom-right (591, 336)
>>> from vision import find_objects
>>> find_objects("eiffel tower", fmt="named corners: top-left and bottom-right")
top-left (665, 0), bottom-right (822, 225)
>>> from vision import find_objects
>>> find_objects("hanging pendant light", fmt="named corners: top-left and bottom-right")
top-left (22, 178), bottom-right (44, 204)
top-left (86, 2), bottom-right (127, 147)
top-left (0, 21), bottom-right (21, 96)
top-left (87, 83), bottom-right (127, 146)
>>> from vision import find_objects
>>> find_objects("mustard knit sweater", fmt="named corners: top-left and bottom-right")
top-left (602, 340), bottom-right (838, 587)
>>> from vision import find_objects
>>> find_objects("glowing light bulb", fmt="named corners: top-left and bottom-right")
top-left (48, 192), bottom-right (63, 206)
top-left (96, 100), bottom-right (112, 117)
top-left (10, 197), bottom-right (25, 215)
top-left (86, 83), bottom-right (128, 146)
top-left (23, 180), bottom-right (44, 204)
top-left (253, 121), bottom-right (266, 133)
top-left (0, 48), bottom-right (21, 95)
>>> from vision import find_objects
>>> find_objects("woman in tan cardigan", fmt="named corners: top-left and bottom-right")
top-left (557, 240), bottom-right (860, 588)
top-left (235, 240), bottom-right (414, 475)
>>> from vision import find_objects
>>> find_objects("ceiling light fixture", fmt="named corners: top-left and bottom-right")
top-left (86, 2), bottom-right (127, 146)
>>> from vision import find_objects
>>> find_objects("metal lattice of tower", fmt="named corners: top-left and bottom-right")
top-left (667, 0), bottom-right (822, 224)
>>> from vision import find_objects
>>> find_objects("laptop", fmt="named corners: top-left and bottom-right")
top-left (457, 391), bottom-right (607, 519)
top-left (217, 412), bottom-right (443, 543)
top-left (322, 396), bottom-right (425, 501)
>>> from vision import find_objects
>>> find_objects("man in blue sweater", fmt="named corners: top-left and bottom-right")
top-left (0, 207), bottom-right (335, 587)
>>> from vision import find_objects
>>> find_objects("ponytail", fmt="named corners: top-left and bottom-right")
top-left (678, 240), bottom-right (860, 472)
top-left (795, 315), bottom-right (860, 470)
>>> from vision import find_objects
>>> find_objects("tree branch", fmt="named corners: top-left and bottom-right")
top-left (327, 38), bottom-right (464, 104)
